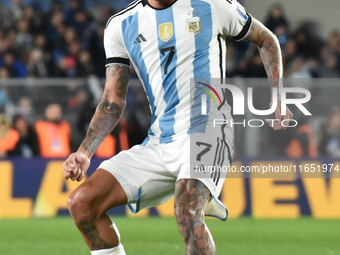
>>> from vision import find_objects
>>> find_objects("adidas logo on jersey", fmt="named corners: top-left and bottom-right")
top-left (134, 34), bottom-right (147, 44)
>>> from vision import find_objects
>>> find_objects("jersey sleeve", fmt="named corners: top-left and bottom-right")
top-left (104, 18), bottom-right (130, 67)
top-left (214, 0), bottom-right (253, 41)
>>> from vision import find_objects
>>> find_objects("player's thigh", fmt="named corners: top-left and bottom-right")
top-left (96, 144), bottom-right (175, 212)
top-left (69, 169), bottom-right (127, 215)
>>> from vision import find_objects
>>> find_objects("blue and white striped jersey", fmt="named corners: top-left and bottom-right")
top-left (104, 0), bottom-right (252, 145)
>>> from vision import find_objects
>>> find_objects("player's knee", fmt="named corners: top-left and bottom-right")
top-left (174, 196), bottom-right (205, 229)
top-left (175, 199), bottom-right (203, 221)
top-left (68, 188), bottom-right (98, 225)
top-left (174, 200), bottom-right (205, 242)
top-left (174, 180), bottom-right (206, 228)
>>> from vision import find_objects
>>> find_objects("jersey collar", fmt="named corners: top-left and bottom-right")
top-left (142, 0), bottom-right (178, 10)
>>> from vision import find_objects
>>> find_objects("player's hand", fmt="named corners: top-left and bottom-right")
top-left (266, 102), bottom-right (293, 131)
top-left (63, 151), bottom-right (90, 182)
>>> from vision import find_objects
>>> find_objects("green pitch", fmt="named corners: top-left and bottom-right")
top-left (0, 217), bottom-right (339, 255)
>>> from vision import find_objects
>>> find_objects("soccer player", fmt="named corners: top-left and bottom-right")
top-left (63, 0), bottom-right (293, 254)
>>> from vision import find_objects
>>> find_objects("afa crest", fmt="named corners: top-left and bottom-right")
top-left (186, 17), bottom-right (201, 34)
top-left (159, 22), bottom-right (173, 42)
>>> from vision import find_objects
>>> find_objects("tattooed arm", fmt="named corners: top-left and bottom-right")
top-left (243, 18), bottom-right (293, 130)
top-left (80, 64), bottom-right (129, 157)
top-left (63, 64), bottom-right (130, 181)
top-left (243, 18), bottom-right (283, 81)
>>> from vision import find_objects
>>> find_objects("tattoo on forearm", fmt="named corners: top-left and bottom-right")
top-left (81, 64), bottom-right (130, 157)
top-left (79, 221), bottom-right (112, 250)
top-left (99, 100), bottom-right (122, 119)
top-left (175, 180), bottom-right (216, 255)
top-left (259, 38), bottom-right (282, 85)
top-left (245, 20), bottom-right (283, 87)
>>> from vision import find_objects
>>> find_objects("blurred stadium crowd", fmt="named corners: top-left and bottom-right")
top-left (0, 0), bottom-right (125, 78)
top-left (0, 0), bottom-right (340, 159)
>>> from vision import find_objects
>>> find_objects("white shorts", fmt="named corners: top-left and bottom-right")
top-left (98, 134), bottom-right (232, 220)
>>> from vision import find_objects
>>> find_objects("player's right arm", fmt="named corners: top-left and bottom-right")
top-left (242, 18), bottom-right (293, 130)
top-left (213, 0), bottom-right (292, 130)
top-left (63, 64), bottom-right (130, 181)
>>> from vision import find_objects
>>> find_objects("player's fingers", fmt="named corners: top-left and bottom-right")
top-left (288, 112), bottom-right (293, 121)
top-left (71, 168), bottom-right (81, 181)
top-left (274, 125), bottom-right (286, 131)
top-left (266, 119), bottom-right (281, 127)
top-left (68, 158), bottom-right (77, 170)
top-left (73, 168), bottom-right (83, 181)
top-left (266, 119), bottom-right (273, 125)
top-left (64, 170), bottom-right (71, 180)
top-left (282, 108), bottom-right (293, 121)
top-left (63, 161), bottom-right (74, 172)
top-left (76, 171), bottom-right (84, 182)
top-left (266, 119), bottom-right (286, 130)
top-left (274, 119), bottom-right (286, 130)
top-left (65, 166), bottom-right (79, 180)
top-left (62, 160), bottom-right (71, 171)
top-left (280, 112), bottom-right (293, 129)
top-left (75, 169), bottom-right (83, 181)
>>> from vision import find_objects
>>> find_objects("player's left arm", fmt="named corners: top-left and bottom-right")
top-left (243, 18), bottom-right (293, 130)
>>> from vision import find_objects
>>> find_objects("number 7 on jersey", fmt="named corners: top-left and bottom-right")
top-left (160, 46), bottom-right (175, 75)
